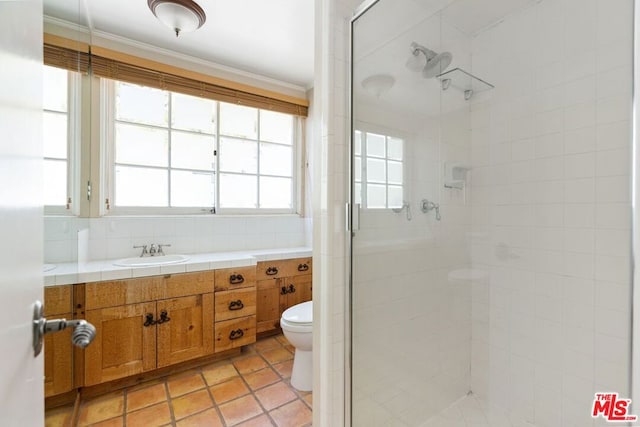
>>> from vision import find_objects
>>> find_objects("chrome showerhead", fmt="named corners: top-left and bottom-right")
top-left (423, 51), bottom-right (453, 78)
top-left (406, 41), bottom-right (453, 78)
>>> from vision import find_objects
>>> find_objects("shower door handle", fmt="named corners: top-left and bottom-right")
top-left (347, 203), bottom-right (360, 232)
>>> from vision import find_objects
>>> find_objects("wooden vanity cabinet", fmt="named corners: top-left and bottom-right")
top-left (256, 258), bottom-right (312, 334)
top-left (44, 286), bottom-right (73, 397)
top-left (84, 272), bottom-right (214, 386)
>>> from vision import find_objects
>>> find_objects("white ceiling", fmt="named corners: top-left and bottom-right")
top-left (43, 0), bottom-right (314, 88)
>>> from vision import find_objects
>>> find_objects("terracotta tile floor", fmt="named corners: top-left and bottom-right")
top-left (45, 335), bottom-right (312, 427)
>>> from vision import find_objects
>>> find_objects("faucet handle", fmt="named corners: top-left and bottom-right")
top-left (157, 244), bottom-right (171, 255)
top-left (133, 245), bottom-right (148, 257)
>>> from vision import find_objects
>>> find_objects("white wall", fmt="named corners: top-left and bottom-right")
top-left (469, 0), bottom-right (633, 426)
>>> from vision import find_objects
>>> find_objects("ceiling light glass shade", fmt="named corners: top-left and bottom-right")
top-left (361, 74), bottom-right (395, 97)
top-left (148, 0), bottom-right (206, 37)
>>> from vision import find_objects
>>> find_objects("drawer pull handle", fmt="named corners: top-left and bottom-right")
top-left (156, 310), bottom-right (171, 324)
top-left (229, 329), bottom-right (244, 340)
top-left (288, 284), bottom-right (296, 293)
top-left (281, 286), bottom-right (289, 295)
top-left (298, 263), bottom-right (309, 272)
top-left (266, 267), bottom-right (278, 276)
top-left (144, 313), bottom-right (156, 327)
top-left (228, 300), bottom-right (244, 311)
top-left (230, 274), bottom-right (244, 284)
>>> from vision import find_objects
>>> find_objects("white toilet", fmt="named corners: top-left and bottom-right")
top-left (280, 300), bottom-right (313, 391)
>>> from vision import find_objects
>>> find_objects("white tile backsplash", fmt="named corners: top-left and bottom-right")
top-left (44, 215), bottom-right (307, 262)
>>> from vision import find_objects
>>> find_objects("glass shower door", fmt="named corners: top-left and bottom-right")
top-left (350, 1), bottom-right (474, 425)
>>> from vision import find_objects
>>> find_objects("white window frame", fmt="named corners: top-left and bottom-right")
top-left (354, 125), bottom-right (407, 210)
top-left (102, 79), bottom-right (299, 216)
top-left (44, 67), bottom-right (81, 216)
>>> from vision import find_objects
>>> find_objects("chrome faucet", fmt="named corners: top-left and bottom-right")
top-left (149, 244), bottom-right (158, 256)
top-left (133, 245), bottom-right (148, 257)
top-left (157, 244), bottom-right (171, 256)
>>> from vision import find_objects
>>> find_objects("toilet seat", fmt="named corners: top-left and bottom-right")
top-left (280, 318), bottom-right (312, 332)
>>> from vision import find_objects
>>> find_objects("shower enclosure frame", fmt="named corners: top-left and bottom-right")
top-left (348, 0), bottom-right (640, 425)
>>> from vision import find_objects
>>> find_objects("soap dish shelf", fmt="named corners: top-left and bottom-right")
top-left (437, 68), bottom-right (494, 100)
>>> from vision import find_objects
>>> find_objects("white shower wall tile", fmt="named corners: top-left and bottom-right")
top-left (470, 0), bottom-right (632, 426)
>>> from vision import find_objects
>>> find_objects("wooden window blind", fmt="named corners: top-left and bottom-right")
top-left (91, 47), bottom-right (308, 117)
top-left (43, 34), bottom-right (90, 74)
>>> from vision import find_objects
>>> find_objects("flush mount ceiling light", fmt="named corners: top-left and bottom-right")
top-left (361, 74), bottom-right (395, 98)
top-left (148, 0), bottom-right (206, 37)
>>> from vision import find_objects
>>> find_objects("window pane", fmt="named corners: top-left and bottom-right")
top-left (43, 66), bottom-right (67, 112)
top-left (367, 184), bottom-right (386, 208)
top-left (43, 159), bottom-right (67, 205)
top-left (43, 112), bottom-right (67, 159)
top-left (388, 186), bottom-right (403, 208)
top-left (354, 183), bottom-right (362, 205)
top-left (260, 176), bottom-right (292, 209)
top-left (388, 161), bottom-right (403, 185)
top-left (366, 133), bottom-right (386, 157)
top-left (219, 138), bottom-right (257, 174)
top-left (366, 158), bottom-right (386, 183)
top-left (260, 110), bottom-right (292, 144)
top-left (115, 166), bottom-right (168, 207)
top-left (219, 103), bottom-right (257, 139)
top-left (171, 170), bottom-right (215, 207)
top-left (354, 156), bottom-right (361, 182)
top-left (116, 82), bottom-right (168, 127)
top-left (354, 131), bottom-right (362, 155)
top-left (220, 173), bottom-right (257, 208)
top-left (260, 143), bottom-right (292, 177)
top-left (116, 123), bottom-right (168, 167)
top-left (172, 131), bottom-right (215, 171)
top-left (172, 93), bottom-right (216, 134)
top-left (388, 137), bottom-right (403, 160)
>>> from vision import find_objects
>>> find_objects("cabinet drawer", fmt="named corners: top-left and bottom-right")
top-left (85, 277), bottom-right (163, 310)
top-left (215, 288), bottom-right (256, 322)
top-left (163, 272), bottom-right (215, 298)
top-left (44, 285), bottom-right (72, 316)
top-left (256, 257), bottom-right (312, 281)
top-left (214, 266), bottom-right (256, 292)
top-left (215, 315), bottom-right (256, 352)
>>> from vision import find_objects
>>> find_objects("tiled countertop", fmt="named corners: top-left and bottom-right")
top-left (44, 247), bottom-right (312, 286)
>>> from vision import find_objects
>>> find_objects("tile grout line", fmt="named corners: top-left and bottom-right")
top-left (163, 380), bottom-right (178, 426)
top-left (200, 368), bottom-right (230, 427)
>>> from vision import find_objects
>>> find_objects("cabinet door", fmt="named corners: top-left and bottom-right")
top-left (44, 312), bottom-right (73, 397)
top-left (256, 279), bottom-right (280, 333)
top-left (85, 303), bottom-right (156, 386)
top-left (156, 294), bottom-right (214, 368)
top-left (280, 275), bottom-right (312, 315)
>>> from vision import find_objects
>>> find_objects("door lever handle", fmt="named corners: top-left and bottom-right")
top-left (32, 300), bottom-right (96, 357)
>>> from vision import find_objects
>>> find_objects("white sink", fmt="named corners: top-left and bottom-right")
top-left (43, 264), bottom-right (57, 272)
top-left (113, 254), bottom-right (190, 267)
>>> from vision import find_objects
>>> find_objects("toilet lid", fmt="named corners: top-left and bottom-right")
top-left (282, 301), bottom-right (312, 324)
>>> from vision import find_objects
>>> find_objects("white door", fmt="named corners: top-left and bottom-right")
top-left (0, 0), bottom-right (44, 425)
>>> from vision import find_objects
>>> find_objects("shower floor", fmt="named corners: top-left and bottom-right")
top-left (419, 394), bottom-right (536, 427)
